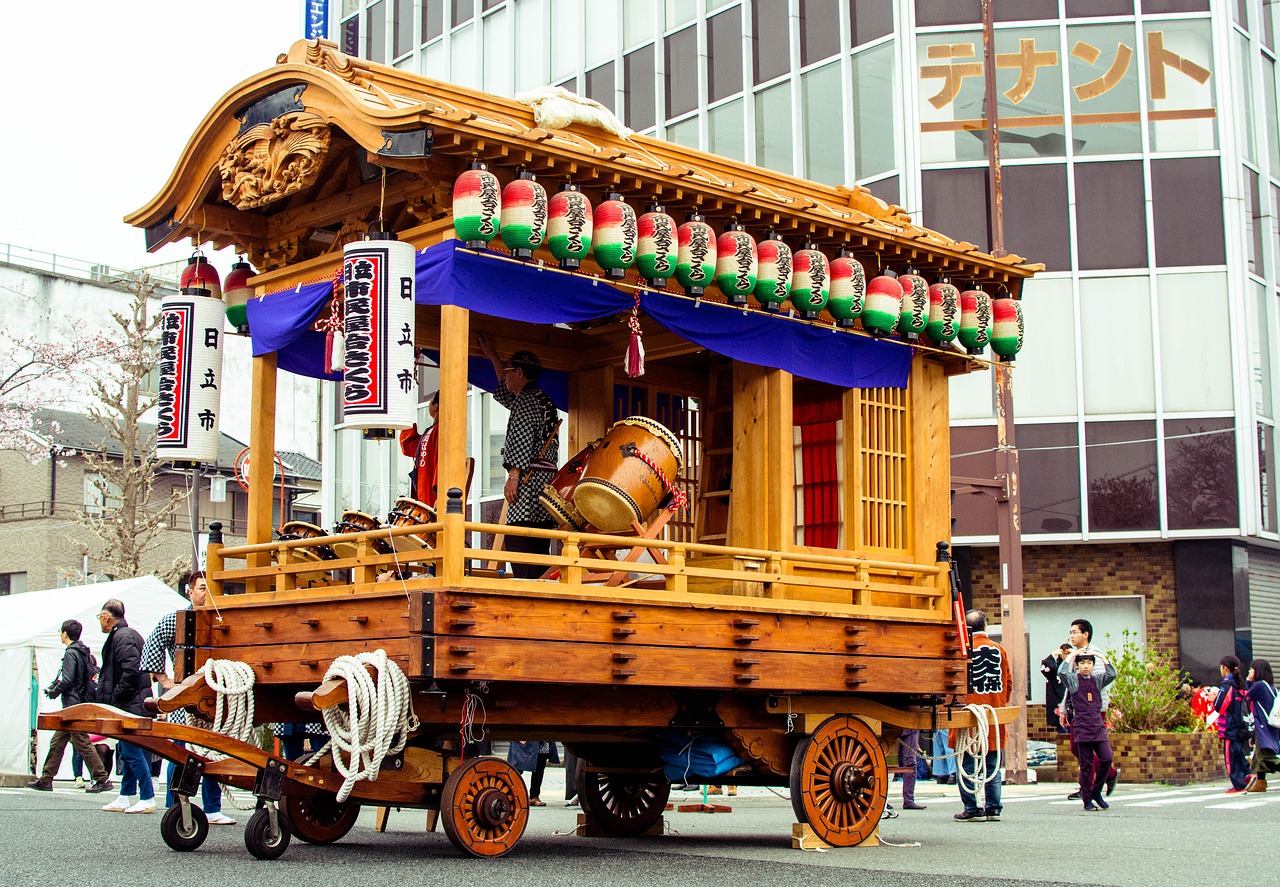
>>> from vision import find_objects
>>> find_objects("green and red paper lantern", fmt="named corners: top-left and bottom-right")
top-left (547, 181), bottom-right (593, 270)
top-left (452, 159), bottom-right (502, 248)
top-left (827, 249), bottom-right (865, 328)
top-left (753, 231), bottom-right (792, 312)
top-left (715, 222), bottom-right (757, 305)
top-left (637, 203), bottom-right (678, 287)
top-left (991, 296), bottom-right (1024, 360)
top-left (897, 269), bottom-right (929, 341)
top-left (675, 213), bottom-right (717, 297)
top-left (789, 243), bottom-right (829, 319)
top-left (958, 286), bottom-right (993, 355)
top-left (500, 169), bottom-right (547, 259)
top-left (180, 251), bottom-right (222, 300)
top-left (223, 258), bottom-right (254, 333)
top-left (593, 192), bottom-right (638, 279)
top-left (926, 279), bottom-right (960, 347)
top-left (862, 269), bottom-right (903, 337)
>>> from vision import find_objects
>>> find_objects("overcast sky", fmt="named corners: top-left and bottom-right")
top-left (2, 1), bottom-right (303, 274)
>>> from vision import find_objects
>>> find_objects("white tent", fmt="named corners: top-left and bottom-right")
top-left (0, 577), bottom-right (187, 778)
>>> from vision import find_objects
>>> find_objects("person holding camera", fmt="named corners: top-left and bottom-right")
top-left (27, 619), bottom-right (113, 793)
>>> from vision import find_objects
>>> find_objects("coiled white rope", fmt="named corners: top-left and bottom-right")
top-left (194, 659), bottom-right (257, 760)
top-left (317, 650), bottom-right (420, 802)
top-left (953, 703), bottom-right (1002, 798)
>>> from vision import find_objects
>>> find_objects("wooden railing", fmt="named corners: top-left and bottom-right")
top-left (209, 515), bottom-right (950, 618)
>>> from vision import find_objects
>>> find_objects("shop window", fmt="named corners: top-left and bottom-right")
top-left (1165, 419), bottom-right (1238, 530)
top-left (1086, 420), bottom-right (1159, 532)
top-left (1075, 161), bottom-right (1147, 270)
top-left (0, 573), bottom-right (26, 595)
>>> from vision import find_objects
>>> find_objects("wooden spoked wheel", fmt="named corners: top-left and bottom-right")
top-left (283, 792), bottom-right (361, 844)
top-left (440, 756), bottom-right (529, 858)
top-left (576, 769), bottom-right (670, 836)
top-left (789, 715), bottom-right (887, 847)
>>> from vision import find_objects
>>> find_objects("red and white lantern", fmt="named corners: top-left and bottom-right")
top-left (991, 296), bottom-right (1024, 361)
top-left (675, 213), bottom-right (717, 297)
top-left (958, 286), bottom-right (993, 355)
top-left (715, 222), bottom-right (758, 305)
top-left (500, 169), bottom-right (547, 259)
top-left (548, 182), bottom-right (594, 270)
top-left (926, 279), bottom-right (960, 347)
top-left (593, 192), bottom-right (638, 279)
top-left (753, 232), bottom-right (792, 311)
top-left (453, 159), bottom-right (502, 248)
top-left (789, 244), bottom-right (829, 318)
top-left (637, 203), bottom-right (678, 288)
top-left (861, 270), bottom-right (903, 337)
top-left (156, 285), bottom-right (225, 466)
top-left (180, 252), bottom-right (222, 300)
top-left (897, 269), bottom-right (929, 341)
top-left (342, 231), bottom-right (418, 432)
top-left (223, 258), bottom-right (254, 333)
top-left (827, 249), bottom-right (865, 328)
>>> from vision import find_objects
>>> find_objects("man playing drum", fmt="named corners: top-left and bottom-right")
top-left (478, 333), bottom-right (560, 578)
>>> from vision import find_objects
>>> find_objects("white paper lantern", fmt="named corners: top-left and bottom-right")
top-left (342, 233), bottom-right (417, 431)
top-left (156, 287), bottom-right (225, 465)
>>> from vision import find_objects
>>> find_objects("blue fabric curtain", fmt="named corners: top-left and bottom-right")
top-left (243, 240), bottom-right (910, 390)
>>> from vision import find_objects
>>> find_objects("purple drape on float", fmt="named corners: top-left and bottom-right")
top-left (244, 240), bottom-right (910, 392)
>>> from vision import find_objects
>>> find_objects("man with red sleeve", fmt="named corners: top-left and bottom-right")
top-left (951, 608), bottom-right (1011, 822)
top-left (399, 391), bottom-right (439, 508)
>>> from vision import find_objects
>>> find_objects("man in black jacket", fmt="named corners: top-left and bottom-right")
top-left (27, 619), bottom-right (113, 793)
top-left (94, 599), bottom-right (157, 814)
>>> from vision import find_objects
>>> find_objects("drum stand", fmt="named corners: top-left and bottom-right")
top-left (542, 510), bottom-right (672, 587)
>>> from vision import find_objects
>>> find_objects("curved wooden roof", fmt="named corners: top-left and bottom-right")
top-left (128, 39), bottom-right (1040, 287)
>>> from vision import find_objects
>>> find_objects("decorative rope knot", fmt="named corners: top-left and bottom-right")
top-left (623, 443), bottom-right (687, 511)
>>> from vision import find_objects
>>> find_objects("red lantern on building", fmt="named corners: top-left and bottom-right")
top-left (991, 295), bottom-right (1024, 361)
top-left (180, 251), bottom-right (222, 300)
top-left (637, 203), bottom-right (678, 288)
top-left (827, 248), bottom-right (865, 328)
top-left (548, 181), bottom-right (594, 270)
top-left (453, 158), bottom-right (502, 248)
top-left (926, 278), bottom-right (960, 347)
top-left (593, 192), bottom-right (638, 280)
top-left (675, 213), bottom-right (717, 297)
top-left (753, 231), bottom-right (792, 312)
top-left (897, 268), bottom-right (929, 341)
top-left (715, 221), bottom-right (758, 306)
top-left (500, 168), bottom-right (547, 260)
top-left (862, 269), bottom-right (903, 338)
top-left (958, 286), bottom-right (993, 355)
top-left (789, 243), bottom-right (829, 319)
top-left (222, 258), bottom-right (255, 334)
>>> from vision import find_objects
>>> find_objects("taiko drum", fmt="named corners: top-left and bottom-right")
top-left (276, 521), bottom-right (338, 585)
top-left (539, 440), bottom-right (601, 532)
top-left (574, 417), bottom-right (683, 533)
top-left (386, 497), bottom-right (438, 550)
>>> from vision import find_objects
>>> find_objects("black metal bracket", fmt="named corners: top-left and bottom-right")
top-left (235, 83), bottom-right (308, 134)
top-left (253, 756), bottom-right (288, 801)
top-left (378, 126), bottom-right (434, 158)
top-left (177, 609), bottom-right (196, 679)
top-left (173, 756), bottom-right (205, 797)
top-left (669, 690), bottom-right (724, 728)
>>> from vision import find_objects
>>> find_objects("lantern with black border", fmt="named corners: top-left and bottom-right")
top-left (789, 243), bottom-right (829, 319)
top-left (156, 282), bottom-right (225, 467)
top-left (926, 278), bottom-right (960, 347)
top-left (222, 258), bottom-right (255, 334)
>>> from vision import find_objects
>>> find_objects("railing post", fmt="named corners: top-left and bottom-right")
top-left (442, 487), bottom-right (465, 586)
top-left (562, 535), bottom-right (582, 585)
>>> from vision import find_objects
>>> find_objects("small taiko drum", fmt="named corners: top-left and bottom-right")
top-left (277, 521), bottom-right (337, 585)
top-left (539, 440), bottom-right (600, 532)
top-left (386, 497), bottom-right (438, 551)
top-left (332, 510), bottom-right (391, 558)
top-left (574, 417), bottom-right (683, 533)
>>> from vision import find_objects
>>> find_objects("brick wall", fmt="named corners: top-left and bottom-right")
top-left (1053, 731), bottom-right (1224, 785)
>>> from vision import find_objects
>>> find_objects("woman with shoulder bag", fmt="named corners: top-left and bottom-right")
top-left (1215, 655), bottom-right (1251, 793)
top-left (1244, 658), bottom-right (1280, 792)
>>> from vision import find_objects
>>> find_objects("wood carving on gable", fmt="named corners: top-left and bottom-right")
top-left (218, 112), bottom-right (332, 210)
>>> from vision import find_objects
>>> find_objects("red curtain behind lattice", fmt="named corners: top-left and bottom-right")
top-left (794, 389), bottom-right (842, 548)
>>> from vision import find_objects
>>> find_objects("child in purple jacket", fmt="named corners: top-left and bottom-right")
top-left (1059, 650), bottom-right (1117, 812)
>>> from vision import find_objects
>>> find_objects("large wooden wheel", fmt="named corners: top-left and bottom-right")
top-left (440, 756), bottom-right (529, 858)
top-left (789, 715), bottom-right (887, 847)
top-left (283, 792), bottom-right (361, 844)
top-left (576, 768), bottom-right (670, 836)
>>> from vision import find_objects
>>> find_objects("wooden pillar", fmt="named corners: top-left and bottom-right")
top-left (731, 364), bottom-right (793, 552)
top-left (247, 352), bottom-right (278, 592)
top-left (438, 304), bottom-right (469, 586)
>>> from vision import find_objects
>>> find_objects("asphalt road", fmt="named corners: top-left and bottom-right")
top-left (3, 772), bottom-right (1274, 887)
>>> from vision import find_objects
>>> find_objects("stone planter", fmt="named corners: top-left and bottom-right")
top-left (1054, 731), bottom-right (1225, 785)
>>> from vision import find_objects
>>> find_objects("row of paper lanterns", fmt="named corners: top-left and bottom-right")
top-left (453, 160), bottom-right (1024, 360)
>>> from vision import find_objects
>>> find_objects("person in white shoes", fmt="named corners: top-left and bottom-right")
top-left (140, 572), bottom-right (236, 826)
top-left (93, 599), bottom-right (156, 814)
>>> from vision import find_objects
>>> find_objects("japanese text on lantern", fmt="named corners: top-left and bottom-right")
top-left (344, 255), bottom-right (383, 411)
top-left (919, 29), bottom-right (1213, 134)
top-left (156, 306), bottom-right (191, 445)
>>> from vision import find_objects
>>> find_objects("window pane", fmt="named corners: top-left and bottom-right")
top-left (1144, 0), bottom-right (1209, 10)
top-left (949, 368), bottom-right (995, 421)
top-left (342, 0), bottom-right (360, 16)
top-left (1075, 161), bottom-right (1148, 270)
top-left (586, 62), bottom-right (615, 112)
top-left (708, 9), bottom-right (743, 102)
top-left (1067, 23), bottom-right (1142, 156)
top-left (483, 0), bottom-right (504, 9)
top-left (1011, 277), bottom-right (1078, 418)
top-left (342, 15), bottom-right (361, 56)
top-left (1254, 281), bottom-right (1275, 418)
top-left (666, 26), bottom-right (699, 118)
top-left (1265, 0), bottom-right (1277, 49)
top-left (1262, 424), bottom-right (1279, 533)
top-left (1265, 57), bottom-right (1280, 173)
top-left (1151, 157), bottom-right (1225, 266)
top-left (709, 98), bottom-right (746, 162)
top-left (752, 0), bottom-right (790, 84)
top-left (1020, 423), bottom-right (1082, 534)
top-left (625, 44), bottom-right (657, 131)
top-left (992, 28), bottom-right (1066, 161)
top-left (1235, 33), bottom-right (1255, 165)
top-left (1145, 19), bottom-right (1217, 153)
top-left (802, 62), bottom-right (844, 185)
top-left (366, 1), bottom-right (386, 63)
top-left (1248, 168), bottom-right (1265, 277)
top-left (423, 0), bottom-right (445, 41)
top-left (755, 82), bottom-right (795, 174)
top-left (1080, 276), bottom-right (1155, 413)
top-left (1157, 272), bottom-right (1233, 412)
top-left (585, 0), bottom-right (617, 68)
top-left (921, 167), bottom-right (990, 254)
top-left (666, 0), bottom-right (696, 29)
top-left (850, 0), bottom-right (893, 46)
top-left (951, 425), bottom-right (999, 537)
top-left (1003, 164), bottom-right (1070, 272)
top-left (625, 2), bottom-right (655, 48)
top-left (394, 0), bottom-right (414, 57)
top-left (451, 22), bottom-right (477, 89)
top-left (915, 0), bottom-right (980, 27)
top-left (1086, 420), bottom-right (1159, 532)
top-left (865, 175), bottom-right (899, 208)
top-left (551, 0), bottom-right (581, 83)
top-left (852, 42), bottom-right (896, 179)
top-left (424, 37), bottom-right (447, 79)
top-left (665, 116), bottom-right (700, 150)
top-left (917, 32), bottom-right (987, 164)
top-left (1065, 0), bottom-right (1132, 14)
top-left (515, 0), bottom-right (547, 91)
top-left (1166, 419), bottom-right (1238, 530)
top-left (452, 0), bottom-right (473, 26)
top-left (483, 7), bottom-right (512, 95)
top-left (799, 0), bottom-right (841, 67)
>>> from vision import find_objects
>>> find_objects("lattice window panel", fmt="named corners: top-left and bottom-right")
top-left (859, 386), bottom-right (910, 552)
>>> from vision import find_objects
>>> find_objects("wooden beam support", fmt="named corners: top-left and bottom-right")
top-left (247, 352), bottom-right (278, 592)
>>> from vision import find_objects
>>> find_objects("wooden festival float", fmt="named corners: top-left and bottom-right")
top-left (40, 40), bottom-right (1035, 859)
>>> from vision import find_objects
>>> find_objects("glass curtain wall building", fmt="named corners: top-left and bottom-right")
top-left (324, 0), bottom-right (1280, 675)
